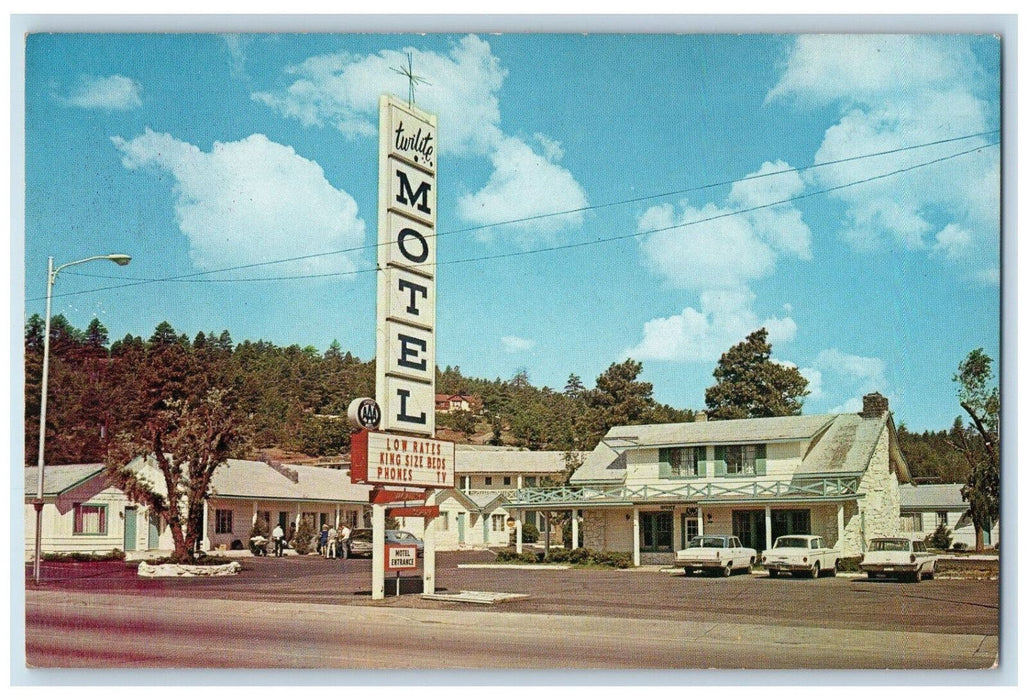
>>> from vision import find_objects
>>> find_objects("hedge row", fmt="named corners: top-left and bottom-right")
top-left (495, 547), bottom-right (632, 569)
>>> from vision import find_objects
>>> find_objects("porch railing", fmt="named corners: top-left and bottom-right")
top-left (505, 477), bottom-right (861, 508)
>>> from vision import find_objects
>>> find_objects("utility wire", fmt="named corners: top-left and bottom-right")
top-left (59, 129), bottom-right (997, 284)
top-left (36, 133), bottom-right (998, 300)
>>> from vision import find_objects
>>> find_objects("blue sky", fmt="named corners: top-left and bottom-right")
top-left (21, 32), bottom-right (1001, 432)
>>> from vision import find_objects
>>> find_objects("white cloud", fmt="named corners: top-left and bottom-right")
top-left (457, 135), bottom-right (588, 245)
top-left (223, 35), bottom-right (254, 79)
top-left (112, 129), bottom-right (365, 275)
top-left (66, 74), bottom-right (142, 110)
top-left (624, 290), bottom-right (797, 363)
top-left (253, 35), bottom-right (505, 157)
top-left (806, 348), bottom-right (888, 414)
top-left (638, 161), bottom-right (811, 291)
top-left (501, 335), bottom-right (535, 353)
top-left (254, 36), bottom-right (589, 244)
top-left (768, 34), bottom-right (999, 285)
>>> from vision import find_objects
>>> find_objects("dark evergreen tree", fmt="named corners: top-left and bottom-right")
top-left (704, 328), bottom-right (809, 420)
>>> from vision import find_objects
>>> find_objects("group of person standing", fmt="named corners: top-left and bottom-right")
top-left (266, 522), bottom-right (351, 557)
top-left (319, 524), bottom-right (352, 559)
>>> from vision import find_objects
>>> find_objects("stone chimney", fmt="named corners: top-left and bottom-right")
top-left (860, 392), bottom-right (889, 418)
top-left (265, 458), bottom-right (299, 483)
top-left (693, 412), bottom-right (707, 423)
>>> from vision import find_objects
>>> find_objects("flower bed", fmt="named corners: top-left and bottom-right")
top-left (138, 561), bottom-right (242, 578)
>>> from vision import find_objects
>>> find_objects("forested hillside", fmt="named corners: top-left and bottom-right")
top-left (24, 317), bottom-right (691, 465)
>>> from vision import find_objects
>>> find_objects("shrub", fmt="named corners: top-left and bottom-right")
top-left (926, 523), bottom-right (953, 550)
top-left (835, 556), bottom-right (862, 573)
top-left (546, 548), bottom-right (570, 563)
top-left (593, 551), bottom-right (632, 569)
top-left (494, 549), bottom-right (539, 564)
top-left (291, 516), bottom-right (316, 554)
top-left (42, 549), bottom-right (126, 563)
top-left (568, 547), bottom-right (593, 564)
top-left (952, 541), bottom-right (968, 552)
top-left (521, 522), bottom-right (539, 544)
top-left (248, 516), bottom-right (270, 555)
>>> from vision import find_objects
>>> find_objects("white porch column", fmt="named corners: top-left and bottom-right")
top-left (632, 507), bottom-right (640, 567)
top-left (837, 502), bottom-right (846, 549)
top-left (335, 505), bottom-right (340, 529)
top-left (515, 517), bottom-right (523, 554)
top-left (252, 502), bottom-right (258, 525)
top-left (423, 507), bottom-right (436, 595)
top-left (764, 505), bottom-right (773, 551)
top-left (571, 510), bottom-right (579, 549)
top-left (517, 475), bottom-right (523, 489)
top-left (201, 501), bottom-right (210, 551)
top-left (371, 503), bottom-right (386, 600)
top-left (697, 506), bottom-right (704, 536)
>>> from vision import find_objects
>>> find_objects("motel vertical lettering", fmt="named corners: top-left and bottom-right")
top-left (376, 96), bottom-right (438, 437)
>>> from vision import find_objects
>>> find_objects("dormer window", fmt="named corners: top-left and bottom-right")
top-left (715, 444), bottom-right (767, 476)
top-left (658, 446), bottom-right (700, 478)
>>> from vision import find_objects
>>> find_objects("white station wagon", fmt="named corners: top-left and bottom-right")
top-left (676, 535), bottom-right (757, 577)
top-left (859, 537), bottom-right (938, 582)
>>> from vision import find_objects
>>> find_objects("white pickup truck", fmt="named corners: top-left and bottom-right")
top-left (859, 536), bottom-right (938, 582)
top-left (675, 535), bottom-right (757, 577)
top-left (761, 534), bottom-right (841, 578)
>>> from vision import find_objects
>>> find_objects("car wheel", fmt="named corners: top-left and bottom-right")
top-left (723, 563), bottom-right (733, 577)
top-left (767, 568), bottom-right (778, 578)
top-left (811, 562), bottom-right (820, 579)
top-left (913, 568), bottom-right (922, 583)
top-left (866, 572), bottom-right (876, 580)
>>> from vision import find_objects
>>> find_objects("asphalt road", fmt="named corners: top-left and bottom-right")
top-left (21, 551), bottom-right (1000, 670)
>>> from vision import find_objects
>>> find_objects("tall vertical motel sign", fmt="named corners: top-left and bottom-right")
top-left (350, 95), bottom-right (454, 600)
top-left (376, 94), bottom-right (438, 436)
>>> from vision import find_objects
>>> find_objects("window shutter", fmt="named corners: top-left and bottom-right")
top-left (658, 447), bottom-right (670, 478)
top-left (714, 445), bottom-right (726, 477)
top-left (755, 443), bottom-right (767, 476)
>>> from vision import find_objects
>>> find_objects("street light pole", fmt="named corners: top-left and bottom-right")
top-left (33, 253), bottom-right (131, 584)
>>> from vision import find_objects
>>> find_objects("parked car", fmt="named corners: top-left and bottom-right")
top-left (859, 536), bottom-right (938, 582)
top-left (341, 529), bottom-right (425, 558)
top-left (675, 535), bottom-right (757, 577)
top-left (387, 529), bottom-right (425, 555)
top-left (762, 535), bottom-right (841, 579)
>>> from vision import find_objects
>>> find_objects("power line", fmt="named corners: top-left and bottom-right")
top-left (35, 133), bottom-right (998, 300)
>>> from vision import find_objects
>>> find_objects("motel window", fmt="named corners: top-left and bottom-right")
top-left (438, 512), bottom-right (449, 531)
top-left (215, 509), bottom-right (234, 534)
top-left (503, 476), bottom-right (512, 486)
top-left (715, 444), bottom-right (766, 476)
top-left (73, 503), bottom-right (107, 535)
top-left (491, 514), bottom-right (506, 532)
top-left (524, 476), bottom-right (536, 487)
top-left (936, 511), bottom-right (949, 528)
top-left (484, 477), bottom-right (493, 486)
top-left (901, 513), bottom-right (923, 532)
top-left (659, 447), bottom-right (700, 478)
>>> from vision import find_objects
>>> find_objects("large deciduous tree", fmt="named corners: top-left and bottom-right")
top-left (950, 349), bottom-right (1000, 552)
top-left (106, 387), bottom-right (243, 562)
top-left (704, 328), bottom-right (809, 420)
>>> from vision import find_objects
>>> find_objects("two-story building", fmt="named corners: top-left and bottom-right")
top-left (395, 445), bottom-right (574, 549)
top-left (505, 393), bottom-right (911, 565)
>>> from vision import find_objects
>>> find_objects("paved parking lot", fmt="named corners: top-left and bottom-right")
top-left (27, 550), bottom-right (999, 637)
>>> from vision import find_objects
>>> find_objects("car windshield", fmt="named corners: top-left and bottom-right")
top-left (390, 531), bottom-right (416, 541)
top-left (869, 538), bottom-right (910, 552)
top-left (689, 536), bottom-right (728, 548)
top-left (775, 537), bottom-right (810, 549)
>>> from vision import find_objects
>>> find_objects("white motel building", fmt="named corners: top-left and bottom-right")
top-left (506, 393), bottom-right (911, 564)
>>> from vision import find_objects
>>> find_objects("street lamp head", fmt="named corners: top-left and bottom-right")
top-left (107, 254), bottom-right (132, 266)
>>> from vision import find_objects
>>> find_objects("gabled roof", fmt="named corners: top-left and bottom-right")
top-left (24, 464), bottom-right (105, 497)
top-left (601, 414), bottom-right (837, 449)
top-left (435, 488), bottom-right (506, 513)
top-left (125, 456), bottom-right (373, 504)
top-left (454, 448), bottom-right (574, 475)
top-left (571, 411), bottom-right (910, 484)
top-left (899, 483), bottom-right (968, 510)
